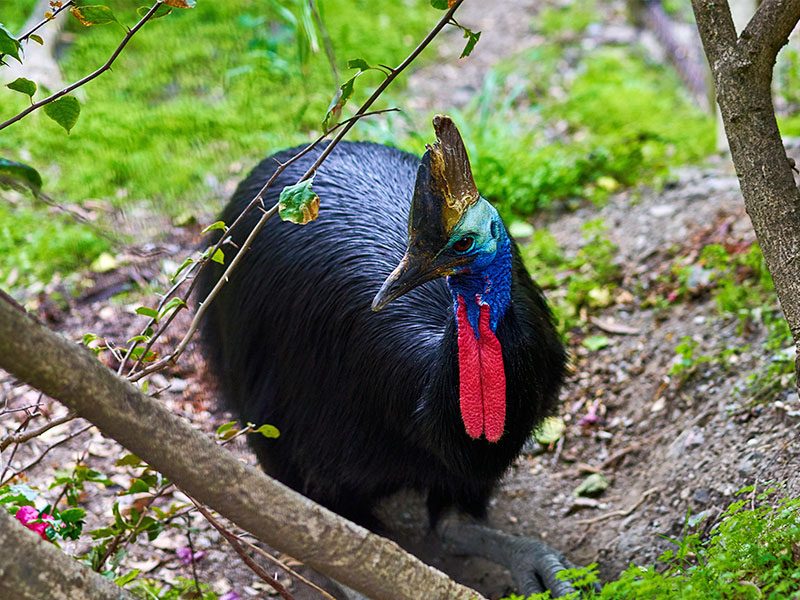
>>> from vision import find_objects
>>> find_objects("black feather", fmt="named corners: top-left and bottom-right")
top-left (197, 141), bottom-right (566, 527)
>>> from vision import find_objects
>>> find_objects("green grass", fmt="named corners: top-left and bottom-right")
top-left (0, 0), bottom-right (433, 288)
top-left (0, 0), bottom-right (432, 213)
top-left (660, 242), bottom-right (795, 396)
top-left (0, 203), bottom-right (110, 289)
top-left (537, 0), bottom-right (599, 37)
top-left (2, 0), bottom-right (37, 33)
top-left (436, 45), bottom-right (715, 219)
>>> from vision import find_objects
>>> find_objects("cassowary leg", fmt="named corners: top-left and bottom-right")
top-left (437, 517), bottom-right (578, 597)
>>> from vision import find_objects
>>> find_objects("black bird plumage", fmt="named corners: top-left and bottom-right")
top-left (198, 140), bottom-right (566, 530)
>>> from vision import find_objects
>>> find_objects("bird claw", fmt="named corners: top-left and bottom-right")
top-left (505, 536), bottom-right (579, 597)
top-left (437, 518), bottom-right (589, 598)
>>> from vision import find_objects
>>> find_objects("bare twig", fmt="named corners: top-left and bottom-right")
top-left (0, 399), bottom-right (41, 482)
top-left (0, 423), bottom-right (92, 486)
top-left (0, 409), bottom-right (76, 451)
top-left (128, 0), bottom-right (466, 381)
top-left (192, 499), bottom-right (295, 600)
top-left (599, 442), bottom-right (642, 471)
top-left (240, 536), bottom-right (337, 600)
top-left (184, 516), bottom-right (204, 598)
top-left (0, 1), bottom-right (164, 132)
top-left (577, 487), bottom-right (660, 526)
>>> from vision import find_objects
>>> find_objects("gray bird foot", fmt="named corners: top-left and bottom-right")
top-left (437, 518), bottom-right (579, 597)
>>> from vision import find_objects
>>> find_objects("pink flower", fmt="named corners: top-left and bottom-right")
top-left (15, 506), bottom-right (54, 540)
top-left (220, 593), bottom-right (241, 600)
top-left (176, 546), bottom-right (206, 565)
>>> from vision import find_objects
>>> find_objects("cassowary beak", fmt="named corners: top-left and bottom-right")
top-left (371, 252), bottom-right (442, 312)
top-left (372, 114), bottom-right (477, 312)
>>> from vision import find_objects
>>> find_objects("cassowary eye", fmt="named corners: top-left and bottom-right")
top-left (452, 236), bottom-right (474, 253)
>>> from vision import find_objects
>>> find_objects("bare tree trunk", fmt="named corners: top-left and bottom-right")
top-left (691, 0), bottom-right (800, 382)
top-left (0, 509), bottom-right (135, 600)
top-left (0, 292), bottom-right (484, 600)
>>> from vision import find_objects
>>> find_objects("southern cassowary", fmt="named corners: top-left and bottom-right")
top-left (198, 116), bottom-right (576, 596)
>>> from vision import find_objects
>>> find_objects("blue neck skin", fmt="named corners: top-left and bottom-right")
top-left (447, 227), bottom-right (512, 337)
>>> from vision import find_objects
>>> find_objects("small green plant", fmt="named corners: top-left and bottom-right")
top-left (668, 335), bottom-right (742, 385)
top-left (524, 219), bottom-right (620, 336)
top-left (536, 0), bottom-right (599, 37)
top-left (507, 488), bottom-right (800, 599)
top-left (664, 243), bottom-right (795, 396)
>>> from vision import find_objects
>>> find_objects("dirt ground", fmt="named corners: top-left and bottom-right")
top-left (2, 2), bottom-right (800, 599)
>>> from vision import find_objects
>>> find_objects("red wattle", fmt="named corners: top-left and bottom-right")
top-left (478, 304), bottom-right (506, 442)
top-left (455, 295), bottom-right (507, 442)
top-left (457, 296), bottom-right (483, 439)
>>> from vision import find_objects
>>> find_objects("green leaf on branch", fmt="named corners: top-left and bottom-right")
top-left (210, 248), bottom-right (224, 264)
top-left (159, 297), bottom-right (186, 319)
top-left (60, 507), bottom-right (86, 523)
top-left (323, 75), bottom-right (357, 129)
top-left (201, 220), bottom-right (227, 234)
top-left (6, 77), bottom-right (37, 99)
top-left (216, 421), bottom-right (239, 441)
top-left (0, 24), bottom-right (21, 63)
top-left (135, 306), bottom-right (159, 320)
top-left (29, 34), bottom-right (43, 45)
top-left (0, 158), bottom-right (43, 195)
top-left (44, 95), bottom-right (81, 133)
top-left (279, 178), bottom-right (320, 225)
top-left (137, 4), bottom-right (173, 18)
top-left (430, 0), bottom-right (450, 9)
top-left (460, 27), bottom-right (481, 58)
top-left (254, 424), bottom-right (280, 439)
top-left (69, 5), bottom-right (121, 27)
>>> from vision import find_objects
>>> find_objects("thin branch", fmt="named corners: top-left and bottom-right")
top-left (0, 1), bottom-right (164, 132)
top-left (192, 499), bottom-right (295, 600)
top-left (241, 535), bottom-right (337, 600)
top-left (0, 423), bottom-right (92, 486)
top-left (8, 0), bottom-right (74, 47)
top-left (128, 1), bottom-right (466, 380)
top-left (740, 0), bottom-right (800, 63)
top-left (0, 409), bottom-right (76, 451)
top-left (298, 0), bottom-right (465, 183)
top-left (126, 107), bottom-right (400, 381)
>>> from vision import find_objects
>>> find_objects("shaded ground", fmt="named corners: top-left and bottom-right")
top-left (2, 1), bottom-right (800, 599)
